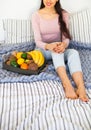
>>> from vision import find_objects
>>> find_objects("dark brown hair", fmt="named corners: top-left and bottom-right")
top-left (40, 0), bottom-right (71, 41)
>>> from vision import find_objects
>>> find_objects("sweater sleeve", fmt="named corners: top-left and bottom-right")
top-left (31, 12), bottom-right (46, 49)
top-left (62, 12), bottom-right (70, 47)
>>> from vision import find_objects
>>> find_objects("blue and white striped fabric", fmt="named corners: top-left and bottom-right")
top-left (0, 80), bottom-right (91, 130)
top-left (69, 8), bottom-right (91, 43)
top-left (2, 19), bottom-right (34, 44)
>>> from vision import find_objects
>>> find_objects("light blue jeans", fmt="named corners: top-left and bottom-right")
top-left (37, 48), bottom-right (82, 75)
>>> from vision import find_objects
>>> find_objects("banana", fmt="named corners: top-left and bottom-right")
top-left (32, 50), bottom-right (40, 64)
top-left (27, 51), bottom-right (32, 55)
top-left (28, 50), bottom-right (45, 67)
top-left (37, 51), bottom-right (45, 67)
top-left (29, 51), bottom-right (36, 61)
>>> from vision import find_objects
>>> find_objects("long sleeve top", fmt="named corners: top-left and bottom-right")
top-left (31, 11), bottom-right (70, 49)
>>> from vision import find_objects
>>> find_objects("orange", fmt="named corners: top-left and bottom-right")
top-left (20, 63), bottom-right (28, 70)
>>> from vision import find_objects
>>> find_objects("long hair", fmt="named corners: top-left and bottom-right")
top-left (40, 0), bottom-right (71, 41)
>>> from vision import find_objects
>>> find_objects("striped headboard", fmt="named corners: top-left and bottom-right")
top-left (3, 19), bottom-right (34, 44)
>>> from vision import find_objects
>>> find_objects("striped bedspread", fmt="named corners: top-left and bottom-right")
top-left (0, 80), bottom-right (91, 130)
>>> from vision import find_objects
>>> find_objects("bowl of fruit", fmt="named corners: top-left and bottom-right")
top-left (3, 50), bottom-right (46, 75)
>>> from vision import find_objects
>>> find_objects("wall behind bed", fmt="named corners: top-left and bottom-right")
top-left (0, 0), bottom-right (91, 19)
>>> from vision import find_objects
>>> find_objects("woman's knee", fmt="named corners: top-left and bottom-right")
top-left (68, 49), bottom-right (79, 58)
top-left (70, 49), bottom-right (79, 55)
top-left (67, 49), bottom-right (80, 67)
top-left (52, 52), bottom-right (65, 69)
top-left (67, 49), bottom-right (82, 75)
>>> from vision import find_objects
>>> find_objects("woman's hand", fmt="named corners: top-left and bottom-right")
top-left (53, 42), bottom-right (67, 53)
top-left (45, 42), bottom-right (67, 53)
top-left (45, 42), bottom-right (58, 51)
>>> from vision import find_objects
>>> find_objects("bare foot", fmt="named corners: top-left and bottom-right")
top-left (76, 88), bottom-right (89, 102)
top-left (64, 87), bottom-right (78, 99)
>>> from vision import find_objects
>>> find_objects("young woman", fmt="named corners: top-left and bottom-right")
top-left (31, 0), bottom-right (88, 102)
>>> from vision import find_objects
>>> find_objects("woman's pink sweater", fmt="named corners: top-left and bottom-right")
top-left (32, 11), bottom-right (70, 49)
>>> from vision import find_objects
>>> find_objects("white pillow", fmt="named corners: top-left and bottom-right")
top-left (69, 8), bottom-right (91, 43)
top-left (0, 20), bottom-right (5, 44)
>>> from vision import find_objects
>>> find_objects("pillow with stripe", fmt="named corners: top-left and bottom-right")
top-left (0, 20), bottom-right (5, 44)
top-left (69, 9), bottom-right (91, 43)
top-left (3, 19), bottom-right (34, 44)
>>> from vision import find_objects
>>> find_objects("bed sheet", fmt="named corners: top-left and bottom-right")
top-left (0, 80), bottom-right (91, 130)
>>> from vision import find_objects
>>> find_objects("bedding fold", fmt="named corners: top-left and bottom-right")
top-left (0, 40), bottom-right (91, 89)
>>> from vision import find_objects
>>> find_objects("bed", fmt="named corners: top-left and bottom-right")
top-left (0, 8), bottom-right (91, 130)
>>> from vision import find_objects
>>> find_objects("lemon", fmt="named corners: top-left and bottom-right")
top-left (17, 58), bottom-right (25, 65)
top-left (16, 52), bottom-right (23, 59)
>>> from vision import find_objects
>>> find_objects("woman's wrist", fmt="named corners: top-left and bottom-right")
top-left (63, 39), bottom-right (69, 49)
top-left (45, 44), bottom-right (49, 50)
top-left (64, 42), bottom-right (68, 49)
